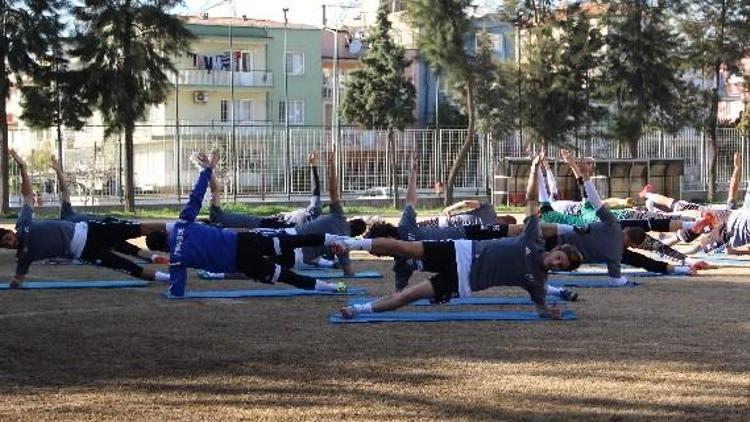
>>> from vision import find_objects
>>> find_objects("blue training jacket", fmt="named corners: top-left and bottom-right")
top-left (169, 167), bottom-right (238, 296)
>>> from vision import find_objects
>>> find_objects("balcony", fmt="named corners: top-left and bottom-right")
top-left (174, 69), bottom-right (273, 88)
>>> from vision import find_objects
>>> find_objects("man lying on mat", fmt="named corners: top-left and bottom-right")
top-left (333, 153), bottom-right (583, 320)
top-left (1, 150), bottom-right (166, 288)
top-left (143, 150), bottom-right (348, 297)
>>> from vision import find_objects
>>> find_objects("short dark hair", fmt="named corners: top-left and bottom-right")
top-left (348, 218), bottom-right (367, 237)
top-left (146, 231), bottom-right (169, 252)
top-left (365, 221), bottom-right (400, 239)
top-left (557, 244), bottom-right (583, 271)
top-left (0, 228), bottom-right (13, 239)
top-left (623, 226), bottom-right (647, 246)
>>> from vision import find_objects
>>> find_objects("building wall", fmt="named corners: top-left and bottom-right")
top-left (266, 27), bottom-right (323, 126)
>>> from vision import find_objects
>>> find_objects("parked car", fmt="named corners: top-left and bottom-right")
top-left (357, 186), bottom-right (406, 200)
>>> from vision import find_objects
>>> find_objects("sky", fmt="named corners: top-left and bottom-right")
top-left (177, 0), bottom-right (355, 27)
top-left (177, 0), bottom-right (502, 27)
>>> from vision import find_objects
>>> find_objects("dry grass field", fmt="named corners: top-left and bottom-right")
top-left (0, 247), bottom-right (748, 421)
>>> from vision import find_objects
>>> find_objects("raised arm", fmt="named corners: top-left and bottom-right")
top-left (406, 154), bottom-right (418, 206)
top-left (50, 155), bottom-right (71, 204)
top-left (727, 152), bottom-right (741, 206)
top-left (179, 151), bottom-right (220, 222)
top-left (209, 171), bottom-right (221, 208)
top-left (525, 153), bottom-right (542, 217)
top-left (10, 150), bottom-right (33, 207)
top-left (327, 150), bottom-right (340, 205)
top-left (442, 200), bottom-right (480, 216)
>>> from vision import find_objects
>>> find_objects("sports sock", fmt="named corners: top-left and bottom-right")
top-left (546, 284), bottom-right (562, 296)
top-left (314, 280), bottom-right (337, 291)
top-left (350, 302), bottom-right (373, 315)
top-left (345, 238), bottom-right (373, 251)
top-left (154, 271), bottom-right (170, 282)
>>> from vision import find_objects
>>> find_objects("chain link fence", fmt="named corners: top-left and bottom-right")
top-left (6, 125), bottom-right (748, 207)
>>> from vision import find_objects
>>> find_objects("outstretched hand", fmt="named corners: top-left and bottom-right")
top-left (734, 152), bottom-right (741, 168)
top-left (209, 149), bottom-right (220, 169)
top-left (577, 159), bottom-right (592, 178)
top-left (50, 155), bottom-right (62, 172)
top-left (308, 151), bottom-right (318, 166)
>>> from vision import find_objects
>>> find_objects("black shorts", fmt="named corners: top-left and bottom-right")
top-left (421, 241), bottom-right (459, 303)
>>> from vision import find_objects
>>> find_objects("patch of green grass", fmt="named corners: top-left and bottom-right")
top-left (0, 203), bottom-right (526, 222)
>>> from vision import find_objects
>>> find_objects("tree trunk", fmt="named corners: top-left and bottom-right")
top-left (707, 62), bottom-right (722, 202)
top-left (0, 75), bottom-right (9, 215)
top-left (124, 127), bottom-right (136, 212)
top-left (445, 78), bottom-right (476, 207)
top-left (388, 129), bottom-right (398, 209)
top-left (628, 139), bottom-right (638, 159)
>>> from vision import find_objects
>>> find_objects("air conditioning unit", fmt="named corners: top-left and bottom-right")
top-left (193, 91), bottom-right (208, 103)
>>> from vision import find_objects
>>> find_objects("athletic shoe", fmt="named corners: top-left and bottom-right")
top-left (637, 184), bottom-right (653, 199)
top-left (197, 270), bottom-right (224, 280)
top-left (152, 255), bottom-right (170, 265)
top-left (334, 282), bottom-right (348, 293)
top-left (559, 288), bottom-right (578, 302)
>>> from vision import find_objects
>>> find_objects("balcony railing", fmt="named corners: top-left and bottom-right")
top-left (174, 69), bottom-right (273, 88)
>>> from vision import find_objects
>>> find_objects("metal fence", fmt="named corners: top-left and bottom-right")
top-left (6, 125), bottom-right (748, 206)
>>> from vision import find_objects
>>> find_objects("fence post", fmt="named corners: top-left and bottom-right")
top-left (175, 122), bottom-right (181, 203)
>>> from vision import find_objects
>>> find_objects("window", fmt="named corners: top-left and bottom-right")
top-left (285, 51), bottom-right (305, 75)
top-left (278, 100), bottom-right (305, 125)
top-left (238, 100), bottom-right (254, 122)
top-left (220, 100), bottom-right (229, 122)
top-left (475, 32), bottom-right (503, 56)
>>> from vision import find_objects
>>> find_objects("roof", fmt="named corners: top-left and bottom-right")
top-left (181, 15), bottom-right (319, 31)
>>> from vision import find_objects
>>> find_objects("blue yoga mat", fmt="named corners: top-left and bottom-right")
top-left (552, 269), bottom-right (663, 277)
top-left (329, 310), bottom-right (577, 323)
top-left (167, 286), bottom-right (367, 299)
top-left (691, 255), bottom-right (750, 266)
top-left (548, 279), bottom-right (639, 288)
top-left (347, 296), bottom-right (565, 306)
top-left (294, 270), bottom-right (382, 279)
top-left (0, 280), bottom-right (148, 290)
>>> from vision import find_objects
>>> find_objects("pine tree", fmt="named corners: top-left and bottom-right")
top-left (678, 0), bottom-right (750, 201)
top-left (450, 31), bottom-right (515, 140)
top-left (71, 0), bottom-right (193, 211)
top-left (601, 0), bottom-right (690, 159)
top-left (407, 0), bottom-right (477, 206)
top-left (0, 0), bottom-right (68, 213)
top-left (20, 39), bottom-right (93, 165)
top-left (518, 3), bottom-right (604, 147)
top-left (341, 3), bottom-right (415, 208)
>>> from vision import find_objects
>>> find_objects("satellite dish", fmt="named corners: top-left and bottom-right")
top-left (349, 39), bottom-right (362, 54)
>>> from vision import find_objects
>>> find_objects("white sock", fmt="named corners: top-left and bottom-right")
top-left (206, 271), bottom-right (225, 279)
top-left (324, 233), bottom-right (345, 246)
top-left (351, 303), bottom-right (373, 315)
top-left (346, 238), bottom-right (372, 251)
top-left (546, 284), bottom-right (562, 296)
top-left (608, 276), bottom-right (629, 286)
top-left (314, 280), bottom-right (337, 291)
top-left (682, 221), bottom-right (696, 231)
top-left (154, 271), bottom-right (170, 282)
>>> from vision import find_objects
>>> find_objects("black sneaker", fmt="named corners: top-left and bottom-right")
top-left (559, 288), bottom-right (578, 302)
